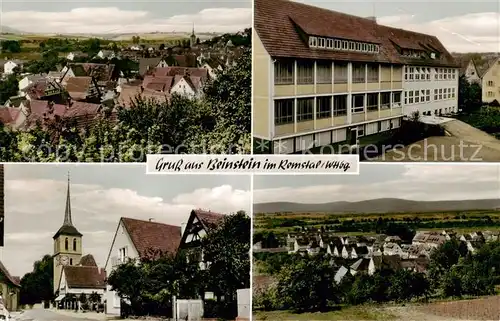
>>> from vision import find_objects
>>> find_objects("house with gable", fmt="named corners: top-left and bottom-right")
top-left (64, 76), bottom-right (101, 102)
top-left (138, 57), bottom-right (168, 77)
top-left (3, 60), bottom-right (25, 75)
top-left (178, 209), bottom-right (225, 270)
top-left (66, 52), bottom-right (89, 61)
top-left (104, 217), bottom-right (181, 315)
top-left (0, 260), bottom-right (20, 311)
top-left (480, 56), bottom-right (500, 103)
top-left (18, 73), bottom-right (48, 93)
top-left (22, 79), bottom-right (65, 102)
top-left (459, 59), bottom-right (481, 84)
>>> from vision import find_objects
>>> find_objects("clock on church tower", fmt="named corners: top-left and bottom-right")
top-left (53, 174), bottom-right (83, 294)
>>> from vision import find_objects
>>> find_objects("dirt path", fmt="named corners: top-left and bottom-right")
top-left (385, 296), bottom-right (500, 321)
top-left (385, 306), bottom-right (479, 321)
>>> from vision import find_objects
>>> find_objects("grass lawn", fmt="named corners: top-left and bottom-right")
top-left (0, 52), bottom-right (42, 61)
top-left (254, 306), bottom-right (397, 321)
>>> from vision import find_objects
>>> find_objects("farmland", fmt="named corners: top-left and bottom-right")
top-left (254, 210), bottom-right (500, 236)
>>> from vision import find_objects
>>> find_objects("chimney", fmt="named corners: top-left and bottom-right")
top-left (366, 16), bottom-right (377, 23)
top-left (181, 222), bottom-right (187, 236)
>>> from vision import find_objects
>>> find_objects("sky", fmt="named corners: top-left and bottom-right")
top-left (254, 164), bottom-right (500, 204)
top-left (0, 0), bottom-right (251, 34)
top-left (296, 0), bottom-right (500, 52)
top-left (0, 1), bottom-right (497, 52)
top-left (0, 164), bottom-right (251, 278)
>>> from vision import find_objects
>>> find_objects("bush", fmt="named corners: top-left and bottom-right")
top-left (253, 286), bottom-right (280, 311)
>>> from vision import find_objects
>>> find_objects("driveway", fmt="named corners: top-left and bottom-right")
top-left (375, 119), bottom-right (500, 162)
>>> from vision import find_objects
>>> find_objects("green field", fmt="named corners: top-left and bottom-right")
top-left (254, 210), bottom-right (500, 235)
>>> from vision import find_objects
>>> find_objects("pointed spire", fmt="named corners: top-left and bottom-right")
top-left (191, 22), bottom-right (195, 36)
top-left (63, 171), bottom-right (73, 226)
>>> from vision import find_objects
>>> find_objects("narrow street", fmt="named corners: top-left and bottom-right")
top-left (13, 308), bottom-right (103, 321)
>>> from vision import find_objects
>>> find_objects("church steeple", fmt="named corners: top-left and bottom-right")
top-left (63, 172), bottom-right (73, 226)
top-left (190, 22), bottom-right (196, 48)
top-left (53, 173), bottom-right (82, 239)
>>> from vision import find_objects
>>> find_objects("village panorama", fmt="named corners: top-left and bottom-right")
top-left (252, 164), bottom-right (500, 321)
top-left (0, 24), bottom-right (251, 161)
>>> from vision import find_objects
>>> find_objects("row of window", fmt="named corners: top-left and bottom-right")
top-left (308, 36), bottom-right (380, 54)
top-left (404, 67), bottom-right (456, 81)
top-left (403, 88), bottom-right (456, 104)
top-left (274, 92), bottom-right (402, 125)
top-left (421, 107), bottom-right (456, 116)
top-left (275, 96), bottom-right (347, 125)
top-left (486, 91), bottom-right (500, 97)
top-left (275, 60), bottom-right (382, 85)
top-left (274, 118), bottom-right (402, 154)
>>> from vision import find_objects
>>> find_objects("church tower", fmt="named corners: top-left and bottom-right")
top-left (190, 23), bottom-right (196, 48)
top-left (53, 173), bottom-right (83, 294)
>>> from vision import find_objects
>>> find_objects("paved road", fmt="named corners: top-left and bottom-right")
top-left (14, 309), bottom-right (101, 321)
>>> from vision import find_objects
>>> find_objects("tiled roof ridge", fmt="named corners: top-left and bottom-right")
top-left (121, 216), bottom-right (181, 228)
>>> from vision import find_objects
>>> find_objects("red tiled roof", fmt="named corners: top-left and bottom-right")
top-left (153, 67), bottom-right (209, 81)
top-left (63, 266), bottom-right (106, 289)
top-left (25, 100), bottom-right (101, 129)
top-left (0, 260), bottom-right (20, 287)
top-left (192, 209), bottom-right (225, 230)
top-left (117, 85), bottom-right (169, 109)
top-left (254, 0), bottom-right (457, 67)
top-left (0, 107), bottom-right (21, 125)
top-left (121, 217), bottom-right (181, 258)
top-left (65, 76), bottom-right (93, 93)
top-left (68, 63), bottom-right (116, 82)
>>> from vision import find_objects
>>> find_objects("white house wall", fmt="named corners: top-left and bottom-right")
top-left (105, 220), bottom-right (139, 316)
top-left (403, 66), bottom-right (458, 116)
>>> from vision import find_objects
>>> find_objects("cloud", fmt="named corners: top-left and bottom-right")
top-left (254, 164), bottom-right (500, 204)
top-left (1, 7), bottom-right (251, 34)
top-left (1, 179), bottom-right (250, 277)
top-left (377, 12), bottom-right (500, 52)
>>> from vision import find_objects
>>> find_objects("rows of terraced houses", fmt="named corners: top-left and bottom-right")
top-left (253, 0), bottom-right (459, 154)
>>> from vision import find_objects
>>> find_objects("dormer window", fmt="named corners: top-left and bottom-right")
top-left (342, 41), bottom-right (348, 50)
top-left (319, 38), bottom-right (326, 48)
top-left (430, 52), bottom-right (436, 59)
top-left (309, 36), bottom-right (318, 47)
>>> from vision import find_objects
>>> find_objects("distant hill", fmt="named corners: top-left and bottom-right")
top-left (254, 198), bottom-right (500, 214)
top-left (0, 26), bottom-right (23, 34)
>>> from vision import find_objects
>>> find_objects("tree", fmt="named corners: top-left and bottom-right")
top-left (0, 74), bottom-right (19, 104)
top-left (20, 254), bottom-right (54, 306)
top-left (387, 269), bottom-right (429, 302)
top-left (202, 211), bottom-right (250, 301)
top-left (428, 239), bottom-right (468, 290)
top-left (0, 40), bottom-right (21, 53)
top-left (159, 43), bottom-right (165, 50)
top-left (107, 249), bottom-right (202, 317)
top-left (187, 48), bottom-right (251, 153)
top-left (458, 75), bottom-right (482, 112)
top-left (277, 254), bottom-right (338, 312)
